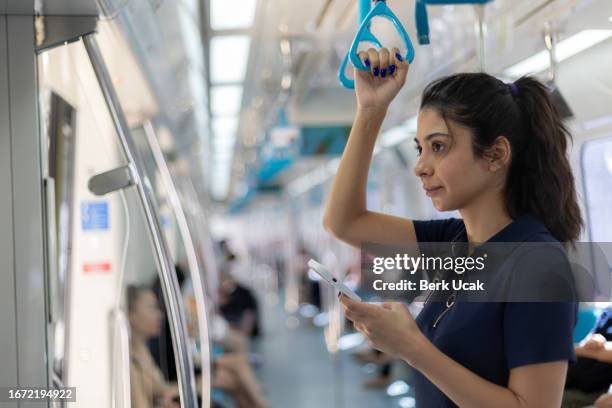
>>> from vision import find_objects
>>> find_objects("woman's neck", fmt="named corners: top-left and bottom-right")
top-left (459, 190), bottom-right (512, 243)
top-left (130, 332), bottom-right (148, 351)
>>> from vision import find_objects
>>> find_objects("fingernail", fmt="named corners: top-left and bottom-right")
top-left (373, 67), bottom-right (379, 76)
top-left (381, 68), bottom-right (387, 78)
top-left (364, 58), bottom-right (370, 67)
top-left (396, 53), bottom-right (403, 62)
top-left (389, 65), bottom-right (396, 75)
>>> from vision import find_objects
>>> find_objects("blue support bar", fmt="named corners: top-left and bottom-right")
top-left (358, 0), bottom-right (371, 23)
top-left (415, 0), bottom-right (494, 45)
top-left (415, 1), bottom-right (430, 45)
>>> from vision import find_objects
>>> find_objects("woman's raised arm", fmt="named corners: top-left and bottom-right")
top-left (323, 48), bottom-right (417, 247)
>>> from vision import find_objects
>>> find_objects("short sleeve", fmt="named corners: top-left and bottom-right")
top-left (500, 243), bottom-right (577, 302)
top-left (413, 218), bottom-right (464, 242)
top-left (504, 302), bottom-right (577, 369)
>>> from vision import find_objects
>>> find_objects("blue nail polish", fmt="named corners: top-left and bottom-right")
top-left (373, 67), bottom-right (379, 76)
top-left (381, 68), bottom-right (387, 78)
top-left (389, 65), bottom-right (396, 75)
top-left (396, 53), bottom-right (403, 62)
top-left (365, 58), bottom-right (370, 67)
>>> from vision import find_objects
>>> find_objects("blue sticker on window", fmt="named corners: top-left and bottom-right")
top-left (160, 214), bottom-right (170, 228)
top-left (81, 201), bottom-right (109, 231)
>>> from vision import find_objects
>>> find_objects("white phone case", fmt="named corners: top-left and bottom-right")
top-left (308, 259), bottom-right (362, 302)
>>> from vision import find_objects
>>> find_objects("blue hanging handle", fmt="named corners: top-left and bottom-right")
top-left (338, 32), bottom-right (382, 89)
top-left (349, 1), bottom-right (415, 71)
top-left (338, 0), bottom-right (415, 89)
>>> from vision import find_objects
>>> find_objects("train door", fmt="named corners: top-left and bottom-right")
top-left (37, 24), bottom-right (206, 407)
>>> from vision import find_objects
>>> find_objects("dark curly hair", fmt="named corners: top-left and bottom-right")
top-left (420, 73), bottom-right (583, 242)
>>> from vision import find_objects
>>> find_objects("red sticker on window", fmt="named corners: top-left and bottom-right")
top-left (83, 262), bottom-right (112, 273)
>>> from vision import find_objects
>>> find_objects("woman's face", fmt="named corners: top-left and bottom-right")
top-left (413, 107), bottom-right (499, 212)
top-left (129, 290), bottom-right (163, 339)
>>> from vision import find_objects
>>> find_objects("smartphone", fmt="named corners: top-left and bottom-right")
top-left (308, 259), bottom-right (362, 302)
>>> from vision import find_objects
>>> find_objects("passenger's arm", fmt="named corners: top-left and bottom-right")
top-left (239, 309), bottom-right (257, 336)
top-left (130, 361), bottom-right (151, 408)
top-left (412, 340), bottom-right (567, 408)
top-left (323, 48), bottom-right (416, 247)
top-left (149, 353), bottom-right (179, 402)
top-left (323, 109), bottom-right (417, 247)
top-left (595, 393), bottom-right (612, 408)
top-left (576, 342), bottom-right (612, 363)
top-left (342, 298), bottom-right (568, 408)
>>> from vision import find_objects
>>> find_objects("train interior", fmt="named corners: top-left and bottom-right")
top-left (1, 0), bottom-right (612, 407)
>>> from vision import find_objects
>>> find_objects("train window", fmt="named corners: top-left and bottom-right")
top-left (581, 137), bottom-right (612, 241)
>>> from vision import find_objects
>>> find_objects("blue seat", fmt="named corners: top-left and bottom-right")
top-left (573, 307), bottom-right (599, 343)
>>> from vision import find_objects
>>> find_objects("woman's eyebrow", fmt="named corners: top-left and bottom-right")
top-left (414, 132), bottom-right (451, 144)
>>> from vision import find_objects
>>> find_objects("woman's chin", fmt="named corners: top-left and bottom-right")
top-left (431, 199), bottom-right (448, 212)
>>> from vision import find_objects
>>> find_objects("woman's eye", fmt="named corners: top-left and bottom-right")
top-left (432, 142), bottom-right (445, 152)
top-left (414, 145), bottom-right (422, 156)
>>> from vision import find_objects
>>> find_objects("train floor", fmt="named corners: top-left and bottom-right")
top-left (253, 298), bottom-right (411, 408)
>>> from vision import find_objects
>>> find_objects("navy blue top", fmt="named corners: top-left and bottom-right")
top-left (412, 214), bottom-right (577, 407)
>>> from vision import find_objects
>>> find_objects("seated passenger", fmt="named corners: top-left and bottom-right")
top-left (127, 285), bottom-right (180, 408)
top-left (144, 273), bottom-right (268, 408)
top-left (210, 312), bottom-right (250, 354)
top-left (563, 306), bottom-right (612, 407)
top-left (149, 265), bottom-right (188, 382)
top-left (218, 272), bottom-right (260, 339)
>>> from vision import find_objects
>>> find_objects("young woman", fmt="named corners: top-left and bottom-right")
top-left (324, 47), bottom-right (582, 407)
top-left (128, 285), bottom-right (180, 408)
top-left (127, 285), bottom-right (269, 408)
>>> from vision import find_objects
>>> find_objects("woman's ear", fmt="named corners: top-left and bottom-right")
top-left (485, 136), bottom-right (511, 171)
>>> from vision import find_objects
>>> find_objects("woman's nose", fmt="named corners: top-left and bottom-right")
top-left (414, 155), bottom-right (433, 178)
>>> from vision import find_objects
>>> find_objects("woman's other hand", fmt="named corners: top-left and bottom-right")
top-left (595, 393), bottom-right (612, 408)
top-left (583, 333), bottom-right (607, 351)
top-left (354, 47), bottom-right (410, 112)
top-left (340, 294), bottom-right (425, 364)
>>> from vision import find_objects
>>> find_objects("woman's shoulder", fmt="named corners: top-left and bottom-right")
top-left (507, 213), bottom-right (558, 243)
top-left (496, 216), bottom-right (575, 302)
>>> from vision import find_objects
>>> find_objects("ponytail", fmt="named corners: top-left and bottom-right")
top-left (421, 73), bottom-right (583, 242)
top-left (507, 77), bottom-right (582, 242)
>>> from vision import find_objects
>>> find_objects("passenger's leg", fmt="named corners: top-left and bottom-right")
top-left (216, 353), bottom-right (269, 408)
top-left (212, 366), bottom-right (252, 408)
top-left (219, 327), bottom-right (249, 353)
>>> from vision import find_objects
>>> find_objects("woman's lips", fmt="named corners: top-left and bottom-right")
top-left (424, 186), bottom-right (443, 196)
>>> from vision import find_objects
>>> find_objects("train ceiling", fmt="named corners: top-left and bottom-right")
top-left (225, 0), bottom-right (612, 207)
top-left (6, 0), bottom-right (612, 208)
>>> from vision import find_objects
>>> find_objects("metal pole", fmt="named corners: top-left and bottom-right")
top-left (143, 120), bottom-right (212, 408)
top-left (332, 351), bottom-right (345, 408)
top-left (544, 23), bottom-right (558, 83)
top-left (110, 309), bottom-right (131, 408)
top-left (82, 34), bottom-right (198, 408)
top-left (474, 4), bottom-right (487, 72)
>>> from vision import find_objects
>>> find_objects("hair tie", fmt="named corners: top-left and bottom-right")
top-left (507, 82), bottom-right (519, 97)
